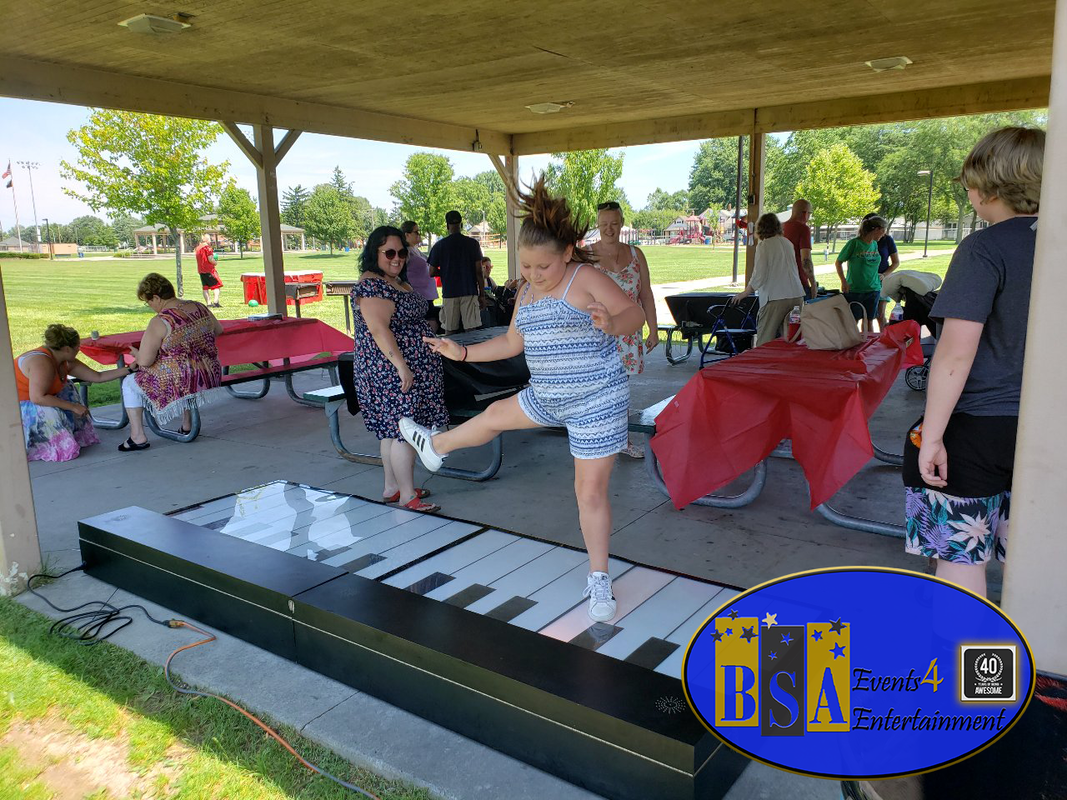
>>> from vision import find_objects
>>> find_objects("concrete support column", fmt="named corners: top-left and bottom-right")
top-left (301, 232), bottom-right (306, 252)
top-left (504, 155), bottom-right (520, 282)
top-left (253, 124), bottom-right (286, 316)
top-left (179, 232), bottom-right (185, 255)
top-left (0, 271), bottom-right (42, 595)
top-left (1001, 0), bottom-right (1067, 676)
top-left (745, 125), bottom-right (766, 286)
top-left (152, 233), bottom-right (157, 255)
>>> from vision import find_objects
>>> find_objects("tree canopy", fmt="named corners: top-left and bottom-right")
top-left (390, 153), bottom-right (457, 237)
top-left (795, 143), bottom-right (880, 240)
top-left (545, 149), bottom-right (626, 231)
top-left (217, 185), bottom-right (260, 257)
top-left (60, 109), bottom-right (228, 295)
top-left (304, 186), bottom-right (354, 254)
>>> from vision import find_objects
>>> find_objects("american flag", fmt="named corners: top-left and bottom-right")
top-left (2, 161), bottom-right (10, 189)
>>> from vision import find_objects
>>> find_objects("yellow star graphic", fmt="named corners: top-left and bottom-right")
top-left (762, 612), bottom-right (778, 628)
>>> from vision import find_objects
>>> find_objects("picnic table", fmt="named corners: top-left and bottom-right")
top-left (78, 317), bottom-right (353, 442)
top-left (661, 292), bottom-right (758, 365)
top-left (303, 327), bottom-right (531, 481)
top-left (240, 270), bottom-right (324, 306)
top-left (646, 322), bottom-right (923, 536)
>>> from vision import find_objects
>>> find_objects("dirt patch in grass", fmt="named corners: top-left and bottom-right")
top-left (3, 714), bottom-right (189, 799)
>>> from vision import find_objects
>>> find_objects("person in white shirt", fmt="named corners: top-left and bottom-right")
top-left (731, 213), bottom-right (806, 345)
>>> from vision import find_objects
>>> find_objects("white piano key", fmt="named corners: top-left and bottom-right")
top-left (384, 530), bottom-right (518, 589)
top-left (464, 546), bottom-right (588, 616)
top-left (596, 576), bottom-right (725, 661)
top-left (654, 588), bottom-right (741, 676)
top-left (424, 537), bottom-right (549, 600)
top-left (539, 567), bottom-right (674, 644)
top-left (354, 521), bottom-right (485, 579)
top-left (321, 514), bottom-right (460, 567)
top-left (508, 557), bottom-right (635, 632)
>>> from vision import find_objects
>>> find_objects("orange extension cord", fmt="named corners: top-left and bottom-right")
top-left (163, 620), bottom-right (382, 799)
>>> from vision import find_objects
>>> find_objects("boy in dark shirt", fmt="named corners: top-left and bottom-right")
top-left (902, 126), bottom-right (1045, 598)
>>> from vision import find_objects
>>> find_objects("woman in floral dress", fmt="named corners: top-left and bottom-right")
top-left (351, 226), bottom-right (449, 512)
top-left (16, 324), bottom-right (130, 461)
top-left (590, 202), bottom-right (657, 458)
top-left (119, 273), bottom-right (223, 451)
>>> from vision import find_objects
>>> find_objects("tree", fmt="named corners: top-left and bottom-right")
top-left (61, 215), bottom-right (116, 247)
top-left (453, 177), bottom-right (492, 231)
top-left (645, 188), bottom-right (689, 211)
top-left (631, 208), bottom-right (682, 232)
top-left (110, 213), bottom-right (142, 248)
top-left (60, 109), bottom-right (228, 296)
top-left (304, 186), bottom-right (354, 254)
top-left (217, 185), bottom-right (260, 257)
top-left (329, 166), bottom-right (352, 194)
top-left (545, 149), bottom-right (625, 231)
top-left (390, 153), bottom-right (457, 237)
top-left (795, 144), bottom-right (880, 243)
top-left (688, 138), bottom-right (746, 213)
top-left (281, 185), bottom-right (310, 230)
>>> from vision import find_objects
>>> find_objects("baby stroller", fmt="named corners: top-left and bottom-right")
top-left (896, 286), bottom-right (939, 391)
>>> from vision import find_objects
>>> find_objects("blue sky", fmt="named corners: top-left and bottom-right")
top-left (0, 97), bottom-right (706, 228)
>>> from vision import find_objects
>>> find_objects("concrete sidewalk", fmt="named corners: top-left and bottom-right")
top-left (16, 349), bottom-right (955, 798)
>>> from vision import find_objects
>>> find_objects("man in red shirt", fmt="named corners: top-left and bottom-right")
top-left (194, 234), bottom-right (223, 307)
top-left (782, 199), bottom-right (818, 299)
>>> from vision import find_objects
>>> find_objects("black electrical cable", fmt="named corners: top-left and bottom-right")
top-left (27, 564), bottom-right (170, 644)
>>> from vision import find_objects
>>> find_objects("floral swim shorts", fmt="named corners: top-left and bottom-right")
top-left (904, 487), bottom-right (1009, 565)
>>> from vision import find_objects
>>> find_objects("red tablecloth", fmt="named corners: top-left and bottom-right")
top-left (239, 271), bottom-right (324, 305)
top-left (649, 322), bottom-right (923, 510)
top-left (80, 317), bottom-right (353, 369)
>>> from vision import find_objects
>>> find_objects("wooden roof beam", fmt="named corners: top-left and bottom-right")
top-left (0, 55), bottom-right (512, 155)
top-left (511, 77), bottom-right (1050, 155)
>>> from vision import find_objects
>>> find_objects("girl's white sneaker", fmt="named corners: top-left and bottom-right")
top-left (399, 417), bottom-right (445, 472)
top-left (583, 571), bottom-right (617, 622)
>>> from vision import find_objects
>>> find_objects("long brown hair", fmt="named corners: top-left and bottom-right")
top-left (517, 175), bottom-right (595, 265)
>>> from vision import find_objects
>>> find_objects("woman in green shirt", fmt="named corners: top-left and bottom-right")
top-left (835, 216), bottom-right (887, 332)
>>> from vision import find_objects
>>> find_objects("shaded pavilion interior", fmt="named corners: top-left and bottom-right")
top-left (1, 0), bottom-right (1064, 688)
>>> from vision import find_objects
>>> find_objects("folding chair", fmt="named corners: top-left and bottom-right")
top-left (700, 298), bottom-right (759, 366)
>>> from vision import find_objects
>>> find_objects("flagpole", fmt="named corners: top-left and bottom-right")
top-left (17, 161), bottom-right (41, 254)
top-left (3, 162), bottom-right (21, 253)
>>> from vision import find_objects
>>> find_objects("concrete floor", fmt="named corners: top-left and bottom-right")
top-left (19, 344), bottom-right (987, 799)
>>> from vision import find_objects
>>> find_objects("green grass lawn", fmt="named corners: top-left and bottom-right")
top-left (1, 245), bottom-right (956, 406)
top-left (0, 597), bottom-right (426, 800)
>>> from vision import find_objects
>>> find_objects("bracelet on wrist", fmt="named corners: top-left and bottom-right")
top-left (461, 345), bottom-right (468, 362)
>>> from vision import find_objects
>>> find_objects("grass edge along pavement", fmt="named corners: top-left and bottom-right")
top-left (0, 596), bottom-right (429, 800)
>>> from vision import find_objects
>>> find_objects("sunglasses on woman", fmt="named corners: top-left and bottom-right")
top-left (379, 247), bottom-right (409, 260)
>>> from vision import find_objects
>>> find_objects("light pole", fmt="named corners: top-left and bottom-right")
top-left (17, 160), bottom-right (41, 253)
top-left (42, 217), bottom-right (54, 260)
top-left (917, 169), bottom-right (933, 258)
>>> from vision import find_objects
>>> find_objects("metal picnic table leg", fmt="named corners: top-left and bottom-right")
top-left (77, 361), bottom-right (130, 430)
top-left (645, 444), bottom-right (767, 508)
top-left (325, 399), bottom-right (502, 480)
top-left (224, 363), bottom-right (271, 399)
top-left (814, 503), bottom-right (905, 538)
top-left (142, 402), bottom-right (200, 443)
top-left (769, 439), bottom-right (905, 537)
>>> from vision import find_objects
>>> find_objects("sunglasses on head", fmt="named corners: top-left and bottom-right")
top-left (597, 201), bottom-right (621, 211)
top-left (379, 247), bottom-right (409, 260)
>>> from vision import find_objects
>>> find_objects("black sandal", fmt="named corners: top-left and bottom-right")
top-left (118, 437), bottom-right (150, 452)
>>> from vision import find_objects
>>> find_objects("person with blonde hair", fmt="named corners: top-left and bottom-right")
top-left (15, 324), bottom-right (130, 461)
top-left (903, 126), bottom-right (1045, 599)
top-left (590, 200), bottom-right (659, 458)
top-left (731, 212), bottom-right (806, 346)
top-left (119, 273), bottom-right (223, 451)
top-left (399, 176), bottom-right (645, 622)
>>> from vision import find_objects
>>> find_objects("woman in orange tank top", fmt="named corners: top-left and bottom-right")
top-left (16, 324), bottom-right (131, 461)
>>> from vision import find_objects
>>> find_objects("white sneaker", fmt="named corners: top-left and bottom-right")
top-left (583, 571), bottom-right (617, 622)
top-left (399, 417), bottom-right (445, 473)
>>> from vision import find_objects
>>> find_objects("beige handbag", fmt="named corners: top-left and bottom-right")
top-left (789, 295), bottom-right (866, 350)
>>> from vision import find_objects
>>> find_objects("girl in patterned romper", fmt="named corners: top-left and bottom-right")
top-left (400, 176), bottom-right (646, 622)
